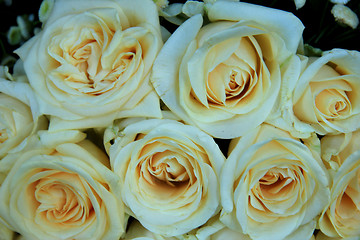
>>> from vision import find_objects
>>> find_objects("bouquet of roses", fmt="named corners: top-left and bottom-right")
top-left (0, 0), bottom-right (359, 239)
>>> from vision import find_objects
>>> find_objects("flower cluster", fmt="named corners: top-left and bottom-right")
top-left (0, 0), bottom-right (359, 239)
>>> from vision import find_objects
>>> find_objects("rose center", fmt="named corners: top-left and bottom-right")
top-left (259, 171), bottom-right (294, 195)
top-left (48, 16), bottom-right (142, 96)
top-left (226, 70), bottom-right (249, 97)
top-left (34, 172), bottom-right (93, 225)
top-left (315, 89), bottom-right (351, 119)
top-left (205, 36), bottom-right (258, 107)
top-left (253, 167), bottom-right (300, 204)
top-left (148, 152), bottom-right (190, 187)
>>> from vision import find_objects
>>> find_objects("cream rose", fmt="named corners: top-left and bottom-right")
top-left (14, 0), bottom-right (163, 131)
top-left (0, 93), bottom-right (34, 160)
top-left (0, 130), bottom-right (126, 240)
top-left (271, 49), bottom-right (360, 137)
top-left (318, 130), bottom-right (360, 238)
top-left (220, 124), bottom-right (330, 240)
top-left (320, 129), bottom-right (360, 171)
top-left (0, 66), bottom-right (48, 163)
top-left (151, 1), bottom-right (304, 138)
top-left (107, 119), bottom-right (225, 236)
top-left (0, 66), bottom-right (48, 184)
top-left (318, 152), bottom-right (360, 238)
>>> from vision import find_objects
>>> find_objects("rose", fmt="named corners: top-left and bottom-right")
top-left (0, 64), bottom-right (48, 163)
top-left (0, 130), bottom-right (126, 240)
top-left (220, 124), bottom-right (330, 240)
top-left (0, 93), bottom-right (34, 160)
top-left (0, 65), bottom-right (48, 184)
top-left (14, 0), bottom-right (163, 131)
top-left (293, 49), bottom-right (360, 135)
top-left (107, 119), bottom-right (225, 236)
top-left (318, 130), bottom-right (360, 238)
top-left (151, 1), bottom-right (304, 138)
top-left (318, 151), bottom-right (360, 238)
top-left (271, 49), bottom-right (360, 137)
top-left (320, 129), bottom-right (360, 171)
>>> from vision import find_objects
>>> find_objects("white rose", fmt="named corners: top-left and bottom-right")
top-left (0, 93), bottom-right (33, 160)
top-left (318, 130), bottom-right (360, 238)
top-left (320, 129), bottom-right (360, 172)
top-left (151, 1), bottom-right (304, 138)
top-left (0, 130), bottom-right (126, 240)
top-left (14, 0), bottom-right (163, 131)
top-left (220, 124), bottom-right (330, 240)
top-left (270, 49), bottom-right (360, 137)
top-left (0, 66), bottom-right (47, 164)
top-left (0, 66), bottom-right (48, 184)
top-left (108, 119), bottom-right (225, 236)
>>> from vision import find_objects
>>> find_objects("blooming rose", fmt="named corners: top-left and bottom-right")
top-left (270, 49), bottom-right (360, 137)
top-left (0, 93), bottom-right (34, 160)
top-left (0, 65), bottom-right (48, 164)
top-left (320, 129), bottom-right (360, 171)
top-left (151, 1), bottom-right (304, 138)
top-left (15, 0), bottom-right (163, 131)
top-left (107, 119), bottom-right (225, 236)
top-left (0, 130), bottom-right (126, 240)
top-left (318, 130), bottom-right (360, 238)
top-left (220, 124), bottom-right (330, 240)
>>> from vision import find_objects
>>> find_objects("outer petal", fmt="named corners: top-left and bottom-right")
top-left (206, 1), bottom-right (304, 55)
top-left (0, 221), bottom-right (13, 240)
top-left (0, 79), bottom-right (41, 120)
top-left (151, 14), bottom-right (203, 125)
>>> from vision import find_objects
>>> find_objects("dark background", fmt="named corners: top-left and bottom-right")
top-left (245, 0), bottom-right (360, 51)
